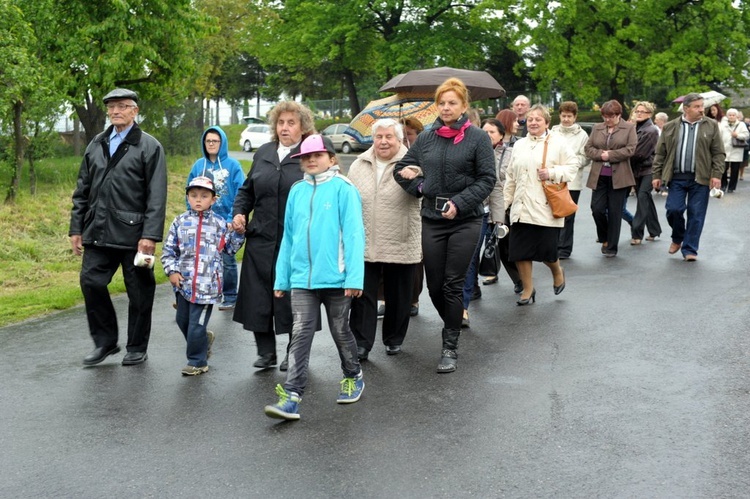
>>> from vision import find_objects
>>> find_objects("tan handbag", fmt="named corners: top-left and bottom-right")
top-left (540, 135), bottom-right (578, 219)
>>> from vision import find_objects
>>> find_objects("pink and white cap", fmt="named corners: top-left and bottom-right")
top-left (290, 134), bottom-right (336, 158)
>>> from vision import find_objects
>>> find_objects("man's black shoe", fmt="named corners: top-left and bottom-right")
top-left (83, 345), bottom-right (121, 366)
top-left (279, 353), bottom-right (289, 372)
top-left (385, 345), bottom-right (402, 356)
top-left (121, 351), bottom-right (148, 366)
top-left (253, 353), bottom-right (277, 369)
top-left (357, 346), bottom-right (369, 361)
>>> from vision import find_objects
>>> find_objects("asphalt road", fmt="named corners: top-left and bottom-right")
top-left (2, 180), bottom-right (749, 497)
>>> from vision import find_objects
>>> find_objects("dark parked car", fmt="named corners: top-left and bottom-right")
top-left (321, 123), bottom-right (366, 154)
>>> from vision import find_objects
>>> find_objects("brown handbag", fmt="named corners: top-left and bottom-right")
top-left (540, 135), bottom-right (578, 219)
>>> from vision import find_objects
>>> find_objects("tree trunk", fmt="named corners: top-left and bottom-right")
top-left (73, 117), bottom-right (81, 156)
top-left (74, 98), bottom-right (107, 145)
top-left (343, 69), bottom-right (361, 116)
top-left (5, 101), bottom-right (24, 204)
top-left (194, 94), bottom-right (205, 132)
top-left (28, 155), bottom-right (36, 196)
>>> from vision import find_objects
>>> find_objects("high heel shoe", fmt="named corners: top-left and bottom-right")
top-left (553, 269), bottom-right (566, 295)
top-left (516, 289), bottom-right (536, 306)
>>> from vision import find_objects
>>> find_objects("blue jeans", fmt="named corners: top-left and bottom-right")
top-left (665, 177), bottom-right (710, 257)
top-left (462, 213), bottom-right (489, 309)
top-left (284, 289), bottom-right (361, 397)
top-left (221, 252), bottom-right (238, 305)
top-left (175, 294), bottom-right (213, 367)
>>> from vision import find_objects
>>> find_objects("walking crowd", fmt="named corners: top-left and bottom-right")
top-left (69, 84), bottom-right (746, 421)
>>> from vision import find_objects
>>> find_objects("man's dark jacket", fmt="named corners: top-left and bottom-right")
top-left (69, 123), bottom-right (167, 249)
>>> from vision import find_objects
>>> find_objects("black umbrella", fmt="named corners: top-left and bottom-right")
top-left (378, 67), bottom-right (505, 101)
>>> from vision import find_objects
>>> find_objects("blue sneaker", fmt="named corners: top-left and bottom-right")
top-left (264, 384), bottom-right (301, 420)
top-left (337, 372), bottom-right (364, 404)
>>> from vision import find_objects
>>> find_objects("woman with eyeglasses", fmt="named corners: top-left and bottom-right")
top-left (628, 101), bottom-right (662, 244)
top-left (584, 100), bottom-right (637, 257)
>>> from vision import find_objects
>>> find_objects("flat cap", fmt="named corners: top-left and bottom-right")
top-left (102, 88), bottom-right (139, 104)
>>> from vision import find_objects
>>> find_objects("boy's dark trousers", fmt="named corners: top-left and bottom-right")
top-left (175, 294), bottom-right (213, 367)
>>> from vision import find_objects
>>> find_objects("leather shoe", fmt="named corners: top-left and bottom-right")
top-left (253, 353), bottom-right (277, 369)
top-left (513, 281), bottom-right (524, 294)
top-left (122, 351), bottom-right (148, 366)
top-left (279, 353), bottom-right (289, 371)
top-left (553, 269), bottom-right (566, 295)
top-left (684, 254), bottom-right (697, 262)
top-left (668, 242), bottom-right (681, 254)
top-left (357, 346), bottom-right (369, 361)
top-left (410, 305), bottom-right (419, 317)
top-left (83, 345), bottom-right (121, 366)
top-left (385, 345), bottom-right (402, 355)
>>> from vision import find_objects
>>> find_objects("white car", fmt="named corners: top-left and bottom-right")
top-left (239, 124), bottom-right (272, 152)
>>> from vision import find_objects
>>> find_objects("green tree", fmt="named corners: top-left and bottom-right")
top-left (0, 0), bottom-right (49, 203)
top-left (487, 0), bottom-right (750, 105)
top-left (251, 0), bottom-right (516, 112)
top-left (27, 0), bottom-right (209, 144)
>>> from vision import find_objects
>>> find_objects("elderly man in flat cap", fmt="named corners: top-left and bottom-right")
top-left (69, 88), bottom-right (168, 366)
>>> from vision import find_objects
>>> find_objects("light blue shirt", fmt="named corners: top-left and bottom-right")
top-left (109, 124), bottom-right (134, 157)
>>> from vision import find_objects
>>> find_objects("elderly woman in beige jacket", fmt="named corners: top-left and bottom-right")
top-left (504, 104), bottom-right (578, 305)
top-left (719, 108), bottom-right (750, 193)
top-left (348, 119), bottom-right (422, 359)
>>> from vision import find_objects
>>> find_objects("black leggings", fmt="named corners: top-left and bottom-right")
top-left (421, 217), bottom-right (482, 331)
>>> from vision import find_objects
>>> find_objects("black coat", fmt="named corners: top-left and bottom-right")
top-left (231, 141), bottom-right (303, 334)
top-left (69, 123), bottom-right (167, 248)
top-left (393, 118), bottom-right (496, 221)
top-left (631, 118), bottom-right (659, 177)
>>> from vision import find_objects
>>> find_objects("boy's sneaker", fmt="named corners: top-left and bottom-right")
top-left (181, 365), bottom-right (209, 376)
top-left (264, 384), bottom-right (301, 420)
top-left (337, 372), bottom-right (364, 404)
top-left (206, 330), bottom-right (215, 358)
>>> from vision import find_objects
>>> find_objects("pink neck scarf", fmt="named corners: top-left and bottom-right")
top-left (435, 119), bottom-right (472, 144)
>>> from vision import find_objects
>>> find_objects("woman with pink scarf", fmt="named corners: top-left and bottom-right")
top-left (394, 77), bottom-right (496, 373)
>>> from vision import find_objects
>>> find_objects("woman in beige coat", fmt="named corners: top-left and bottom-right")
top-left (504, 104), bottom-right (578, 305)
top-left (348, 119), bottom-right (422, 359)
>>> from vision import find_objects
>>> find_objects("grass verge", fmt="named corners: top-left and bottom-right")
top-left (0, 154), bottom-right (250, 328)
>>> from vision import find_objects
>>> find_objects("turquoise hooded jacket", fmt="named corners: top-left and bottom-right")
top-left (187, 126), bottom-right (245, 221)
top-left (274, 167), bottom-right (365, 291)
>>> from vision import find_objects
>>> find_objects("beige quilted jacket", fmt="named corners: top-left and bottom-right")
top-left (347, 145), bottom-right (422, 264)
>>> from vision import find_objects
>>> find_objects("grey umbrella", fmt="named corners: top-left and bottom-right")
top-left (378, 67), bottom-right (505, 101)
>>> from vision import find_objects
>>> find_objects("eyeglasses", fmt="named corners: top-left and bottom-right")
top-left (106, 103), bottom-right (136, 111)
top-left (634, 110), bottom-right (652, 114)
top-left (205, 139), bottom-right (221, 145)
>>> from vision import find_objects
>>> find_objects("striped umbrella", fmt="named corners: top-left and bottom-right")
top-left (345, 93), bottom-right (437, 145)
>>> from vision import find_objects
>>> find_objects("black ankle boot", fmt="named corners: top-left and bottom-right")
top-left (437, 349), bottom-right (457, 373)
top-left (437, 328), bottom-right (460, 373)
